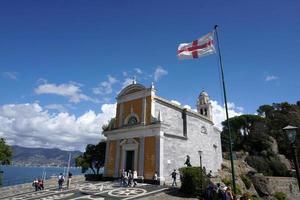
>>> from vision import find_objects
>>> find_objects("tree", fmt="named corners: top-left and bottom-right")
top-left (221, 114), bottom-right (267, 153)
top-left (75, 140), bottom-right (106, 174)
top-left (0, 138), bottom-right (12, 165)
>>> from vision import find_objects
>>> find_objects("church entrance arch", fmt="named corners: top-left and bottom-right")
top-left (120, 139), bottom-right (139, 172)
top-left (125, 150), bottom-right (134, 171)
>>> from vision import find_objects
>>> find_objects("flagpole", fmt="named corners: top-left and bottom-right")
top-left (214, 25), bottom-right (237, 195)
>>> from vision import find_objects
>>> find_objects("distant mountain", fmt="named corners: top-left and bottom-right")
top-left (11, 145), bottom-right (82, 167)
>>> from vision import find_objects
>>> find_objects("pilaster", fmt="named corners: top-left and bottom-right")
top-left (138, 137), bottom-right (145, 176)
top-left (141, 97), bottom-right (147, 125)
top-left (119, 103), bottom-right (123, 127)
top-left (113, 140), bottom-right (120, 177)
top-left (104, 140), bottom-right (110, 176)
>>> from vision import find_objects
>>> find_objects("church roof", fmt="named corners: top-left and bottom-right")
top-left (117, 83), bottom-right (147, 99)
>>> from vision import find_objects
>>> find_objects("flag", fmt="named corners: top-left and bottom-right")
top-left (177, 31), bottom-right (215, 60)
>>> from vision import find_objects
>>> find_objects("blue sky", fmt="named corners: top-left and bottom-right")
top-left (0, 0), bottom-right (299, 150)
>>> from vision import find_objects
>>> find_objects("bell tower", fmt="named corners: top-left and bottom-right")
top-left (197, 90), bottom-right (212, 121)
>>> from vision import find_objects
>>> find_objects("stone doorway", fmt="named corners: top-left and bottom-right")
top-left (125, 150), bottom-right (135, 171)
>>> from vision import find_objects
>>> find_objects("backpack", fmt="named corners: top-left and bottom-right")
top-left (58, 175), bottom-right (64, 183)
top-left (171, 172), bottom-right (176, 178)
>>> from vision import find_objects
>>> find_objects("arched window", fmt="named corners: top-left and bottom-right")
top-left (128, 116), bottom-right (138, 125)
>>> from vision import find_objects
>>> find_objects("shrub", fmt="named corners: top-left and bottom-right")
top-left (246, 155), bottom-right (290, 177)
top-left (242, 193), bottom-right (260, 200)
top-left (221, 178), bottom-right (242, 195)
top-left (269, 157), bottom-right (289, 177)
top-left (179, 167), bottom-right (209, 197)
top-left (273, 192), bottom-right (287, 200)
top-left (241, 175), bottom-right (252, 189)
top-left (246, 156), bottom-right (273, 175)
top-left (222, 178), bottom-right (231, 186)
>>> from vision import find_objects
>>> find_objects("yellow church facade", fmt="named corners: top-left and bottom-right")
top-left (103, 81), bottom-right (222, 183)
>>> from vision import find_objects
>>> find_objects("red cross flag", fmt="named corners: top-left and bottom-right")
top-left (177, 31), bottom-right (215, 60)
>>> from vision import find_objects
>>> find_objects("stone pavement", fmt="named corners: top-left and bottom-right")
top-left (0, 177), bottom-right (171, 200)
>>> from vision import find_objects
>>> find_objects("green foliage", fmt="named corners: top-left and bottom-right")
top-left (241, 175), bottom-right (252, 189)
top-left (179, 167), bottom-right (209, 197)
top-left (221, 178), bottom-right (242, 195)
top-left (269, 157), bottom-right (289, 176)
top-left (273, 192), bottom-right (287, 200)
top-left (245, 155), bottom-right (290, 176)
top-left (246, 156), bottom-right (272, 175)
top-left (102, 118), bottom-right (115, 131)
top-left (221, 114), bottom-right (270, 154)
top-left (221, 101), bottom-right (300, 176)
top-left (222, 177), bottom-right (231, 186)
top-left (242, 193), bottom-right (261, 200)
top-left (75, 140), bottom-right (106, 174)
top-left (0, 138), bottom-right (12, 165)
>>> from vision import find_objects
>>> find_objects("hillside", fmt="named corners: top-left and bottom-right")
top-left (11, 145), bottom-right (82, 166)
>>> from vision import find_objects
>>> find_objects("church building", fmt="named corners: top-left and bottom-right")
top-left (103, 81), bottom-right (222, 183)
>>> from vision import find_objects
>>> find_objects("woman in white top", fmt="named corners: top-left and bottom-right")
top-left (133, 170), bottom-right (138, 187)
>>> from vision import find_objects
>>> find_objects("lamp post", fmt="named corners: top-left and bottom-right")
top-left (198, 150), bottom-right (203, 170)
top-left (198, 150), bottom-right (203, 195)
top-left (283, 125), bottom-right (300, 191)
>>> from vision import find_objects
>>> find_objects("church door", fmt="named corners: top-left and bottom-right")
top-left (125, 150), bottom-right (134, 171)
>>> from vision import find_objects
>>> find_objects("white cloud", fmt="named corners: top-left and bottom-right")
top-left (2, 72), bottom-right (18, 80)
top-left (265, 75), bottom-right (279, 82)
top-left (134, 68), bottom-right (143, 74)
top-left (170, 100), bottom-right (181, 106)
top-left (93, 75), bottom-right (118, 95)
top-left (211, 100), bottom-right (243, 129)
top-left (183, 105), bottom-right (192, 109)
top-left (45, 104), bottom-right (68, 112)
top-left (0, 103), bottom-right (116, 151)
top-left (35, 82), bottom-right (98, 103)
top-left (154, 66), bottom-right (168, 82)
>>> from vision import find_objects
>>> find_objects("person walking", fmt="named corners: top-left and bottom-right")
top-left (32, 178), bottom-right (39, 191)
top-left (128, 170), bottom-right (133, 187)
top-left (153, 171), bottom-right (158, 185)
top-left (120, 169), bottom-right (126, 186)
top-left (225, 186), bottom-right (233, 200)
top-left (171, 169), bottom-right (177, 187)
top-left (58, 173), bottom-right (64, 191)
top-left (67, 172), bottom-right (72, 189)
top-left (38, 179), bottom-right (44, 190)
top-left (133, 170), bottom-right (138, 187)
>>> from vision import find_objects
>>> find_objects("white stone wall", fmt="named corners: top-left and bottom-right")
top-left (155, 100), bottom-right (184, 137)
top-left (155, 100), bottom-right (222, 183)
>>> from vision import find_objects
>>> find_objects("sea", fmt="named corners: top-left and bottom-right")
top-left (0, 165), bottom-right (85, 187)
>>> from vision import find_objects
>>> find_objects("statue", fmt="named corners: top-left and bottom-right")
top-left (184, 155), bottom-right (192, 167)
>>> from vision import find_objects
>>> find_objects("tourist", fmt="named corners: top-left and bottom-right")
top-left (153, 171), bottom-right (158, 184)
top-left (225, 186), bottom-right (233, 200)
top-left (67, 171), bottom-right (72, 189)
top-left (38, 179), bottom-right (44, 190)
top-left (184, 155), bottom-right (192, 167)
top-left (133, 170), bottom-right (138, 187)
top-left (120, 169), bottom-right (127, 186)
top-left (208, 170), bottom-right (213, 178)
top-left (170, 169), bottom-right (177, 187)
top-left (58, 173), bottom-right (64, 190)
top-left (128, 170), bottom-right (133, 187)
top-left (124, 171), bottom-right (129, 186)
top-left (32, 178), bottom-right (39, 191)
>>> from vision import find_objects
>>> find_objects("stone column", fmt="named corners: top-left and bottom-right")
top-left (156, 134), bottom-right (164, 184)
top-left (138, 137), bottom-right (145, 176)
top-left (141, 97), bottom-right (147, 125)
top-left (113, 140), bottom-right (120, 177)
top-left (104, 140), bottom-right (110, 177)
top-left (119, 103), bottom-right (123, 127)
